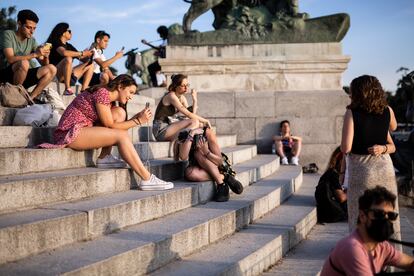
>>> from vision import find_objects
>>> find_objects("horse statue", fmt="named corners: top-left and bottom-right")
top-left (182, 0), bottom-right (300, 33)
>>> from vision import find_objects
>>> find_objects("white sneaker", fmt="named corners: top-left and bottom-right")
top-left (140, 174), bottom-right (174, 191)
top-left (291, 156), bottom-right (299, 166)
top-left (96, 154), bottom-right (127, 169)
top-left (281, 157), bottom-right (289, 165)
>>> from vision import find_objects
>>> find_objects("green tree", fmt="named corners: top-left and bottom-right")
top-left (388, 67), bottom-right (411, 123)
top-left (0, 6), bottom-right (17, 31)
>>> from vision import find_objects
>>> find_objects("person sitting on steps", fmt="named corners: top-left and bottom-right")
top-left (273, 120), bottom-right (302, 165)
top-left (89, 30), bottom-right (124, 86)
top-left (0, 9), bottom-right (56, 100)
top-left (141, 25), bottom-right (168, 87)
top-left (46, 22), bottom-right (94, 95)
top-left (38, 74), bottom-right (173, 191)
top-left (152, 73), bottom-right (211, 142)
top-left (174, 127), bottom-right (243, 202)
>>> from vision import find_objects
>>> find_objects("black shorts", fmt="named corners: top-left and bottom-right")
top-left (79, 72), bottom-right (101, 87)
top-left (0, 65), bottom-right (39, 88)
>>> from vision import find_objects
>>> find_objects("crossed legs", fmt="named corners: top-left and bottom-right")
top-left (162, 118), bottom-right (200, 141)
top-left (56, 57), bottom-right (94, 91)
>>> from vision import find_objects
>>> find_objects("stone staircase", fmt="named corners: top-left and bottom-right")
top-left (0, 88), bottom-right (327, 275)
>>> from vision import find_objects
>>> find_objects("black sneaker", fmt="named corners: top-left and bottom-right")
top-left (215, 183), bottom-right (229, 202)
top-left (225, 175), bottom-right (243, 194)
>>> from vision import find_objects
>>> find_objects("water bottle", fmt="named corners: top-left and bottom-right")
top-left (271, 143), bottom-right (276, 154)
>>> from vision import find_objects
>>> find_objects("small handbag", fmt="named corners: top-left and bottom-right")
top-left (219, 152), bottom-right (236, 177)
top-left (0, 82), bottom-right (34, 107)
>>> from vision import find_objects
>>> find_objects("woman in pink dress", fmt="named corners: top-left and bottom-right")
top-left (39, 74), bottom-right (173, 191)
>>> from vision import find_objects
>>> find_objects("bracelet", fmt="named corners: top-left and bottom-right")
top-left (382, 145), bottom-right (388, 154)
top-left (187, 135), bottom-right (193, 142)
top-left (132, 118), bottom-right (140, 126)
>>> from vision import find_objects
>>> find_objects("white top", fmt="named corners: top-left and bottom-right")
top-left (92, 48), bottom-right (106, 74)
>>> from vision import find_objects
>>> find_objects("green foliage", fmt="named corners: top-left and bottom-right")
top-left (388, 67), bottom-right (412, 123)
top-left (0, 6), bottom-right (17, 31)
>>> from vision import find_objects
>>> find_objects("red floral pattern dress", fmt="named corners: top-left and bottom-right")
top-left (39, 88), bottom-right (111, 148)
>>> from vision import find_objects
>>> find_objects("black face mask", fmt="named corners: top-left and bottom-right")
top-left (366, 218), bottom-right (394, 242)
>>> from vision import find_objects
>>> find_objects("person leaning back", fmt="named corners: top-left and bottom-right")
top-left (0, 9), bottom-right (56, 100)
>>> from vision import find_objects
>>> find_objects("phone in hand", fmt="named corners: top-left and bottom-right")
top-left (121, 46), bottom-right (125, 51)
top-left (145, 102), bottom-right (150, 109)
top-left (43, 43), bottom-right (52, 50)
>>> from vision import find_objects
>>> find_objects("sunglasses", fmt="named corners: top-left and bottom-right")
top-left (366, 209), bottom-right (399, 221)
top-left (180, 83), bottom-right (190, 88)
top-left (67, 29), bottom-right (72, 34)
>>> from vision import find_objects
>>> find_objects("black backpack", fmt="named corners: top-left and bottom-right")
top-left (315, 169), bottom-right (348, 223)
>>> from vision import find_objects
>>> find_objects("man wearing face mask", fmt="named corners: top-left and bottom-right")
top-left (320, 186), bottom-right (414, 275)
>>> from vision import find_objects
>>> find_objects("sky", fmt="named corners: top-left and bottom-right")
top-left (2, 0), bottom-right (414, 92)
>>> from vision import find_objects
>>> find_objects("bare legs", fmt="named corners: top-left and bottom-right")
top-left (68, 126), bottom-right (151, 181)
top-left (275, 140), bottom-right (302, 158)
top-left (98, 107), bottom-right (126, 159)
top-left (56, 57), bottom-right (94, 91)
top-left (68, 106), bottom-right (150, 181)
top-left (162, 118), bottom-right (200, 141)
top-left (185, 151), bottom-right (224, 184)
top-left (291, 140), bottom-right (302, 157)
top-left (11, 60), bottom-right (56, 99)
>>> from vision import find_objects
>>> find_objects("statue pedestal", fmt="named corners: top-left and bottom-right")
top-left (160, 43), bottom-right (350, 92)
top-left (160, 42), bottom-right (351, 168)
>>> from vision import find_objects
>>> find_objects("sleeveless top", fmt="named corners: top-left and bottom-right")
top-left (154, 93), bottom-right (176, 123)
top-left (351, 107), bottom-right (390, 155)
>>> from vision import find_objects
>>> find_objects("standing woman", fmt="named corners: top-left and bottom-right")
top-left (152, 73), bottom-right (211, 142)
top-left (46, 22), bottom-right (94, 95)
top-left (341, 75), bottom-right (399, 234)
top-left (39, 74), bottom-right (173, 191)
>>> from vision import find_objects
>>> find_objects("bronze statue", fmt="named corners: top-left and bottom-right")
top-left (174, 0), bottom-right (349, 45)
top-left (183, 0), bottom-right (301, 33)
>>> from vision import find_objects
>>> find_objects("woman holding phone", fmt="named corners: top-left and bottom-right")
top-left (152, 74), bottom-right (211, 142)
top-left (39, 74), bottom-right (174, 191)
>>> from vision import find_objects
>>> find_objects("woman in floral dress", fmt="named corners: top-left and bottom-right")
top-left (39, 74), bottom-right (173, 191)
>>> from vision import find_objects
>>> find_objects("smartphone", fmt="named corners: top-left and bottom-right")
top-left (145, 102), bottom-right (150, 109)
top-left (43, 42), bottom-right (52, 50)
top-left (121, 46), bottom-right (125, 51)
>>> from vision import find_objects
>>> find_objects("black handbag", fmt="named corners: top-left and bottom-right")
top-left (219, 152), bottom-right (236, 177)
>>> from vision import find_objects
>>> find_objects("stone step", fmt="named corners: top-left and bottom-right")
top-left (0, 134), bottom-right (237, 176)
top-left (0, 145), bottom-right (256, 214)
top-left (150, 173), bottom-right (318, 276)
top-left (0, 155), bottom-right (278, 264)
top-left (0, 162), bottom-right (296, 274)
top-left (0, 126), bottom-right (56, 148)
top-left (262, 208), bottom-right (414, 276)
top-left (0, 107), bottom-right (17, 126)
top-left (262, 222), bottom-right (347, 276)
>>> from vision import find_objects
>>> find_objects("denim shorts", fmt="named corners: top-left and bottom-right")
top-left (152, 120), bottom-right (169, 141)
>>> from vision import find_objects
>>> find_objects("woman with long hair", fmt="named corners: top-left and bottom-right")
top-left (46, 22), bottom-right (94, 95)
top-left (39, 74), bottom-right (173, 191)
top-left (340, 75), bottom-right (399, 235)
top-left (152, 74), bottom-right (211, 142)
top-left (173, 128), bottom-right (243, 202)
top-left (315, 147), bottom-right (347, 223)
